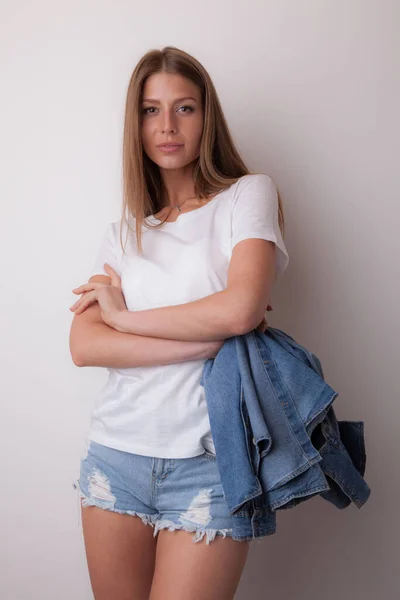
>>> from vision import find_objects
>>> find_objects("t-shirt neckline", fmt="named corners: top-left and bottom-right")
top-left (146, 187), bottom-right (228, 226)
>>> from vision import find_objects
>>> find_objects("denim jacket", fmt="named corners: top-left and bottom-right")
top-left (200, 327), bottom-right (371, 542)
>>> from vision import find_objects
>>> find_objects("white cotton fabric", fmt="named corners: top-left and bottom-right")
top-left (86, 173), bottom-right (289, 458)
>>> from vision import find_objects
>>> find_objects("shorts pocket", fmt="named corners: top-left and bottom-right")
top-left (203, 449), bottom-right (217, 461)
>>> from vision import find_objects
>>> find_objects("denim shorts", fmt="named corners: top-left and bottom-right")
top-left (72, 439), bottom-right (239, 545)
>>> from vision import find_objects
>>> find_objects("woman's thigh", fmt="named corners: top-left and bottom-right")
top-left (148, 447), bottom-right (252, 599)
top-left (149, 529), bottom-right (251, 600)
top-left (73, 440), bottom-right (160, 600)
top-left (81, 505), bottom-right (157, 600)
top-left (72, 440), bottom-right (252, 599)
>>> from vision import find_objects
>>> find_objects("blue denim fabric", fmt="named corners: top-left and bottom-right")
top-left (200, 326), bottom-right (371, 542)
top-left (73, 441), bottom-right (236, 545)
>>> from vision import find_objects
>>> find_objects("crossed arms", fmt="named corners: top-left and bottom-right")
top-left (69, 238), bottom-right (276, 368)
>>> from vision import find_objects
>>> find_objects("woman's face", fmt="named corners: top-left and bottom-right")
top-left (140, 72), bottom-right (204, 171)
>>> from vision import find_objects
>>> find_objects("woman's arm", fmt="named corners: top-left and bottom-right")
top-left (113, 289), bottom-right (240, 342)
top-left (111, 239), bottom-right (276, 342)
top-left (69, 303), bottom-right (223, 368)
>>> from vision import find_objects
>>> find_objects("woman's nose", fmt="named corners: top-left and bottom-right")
top-left (161, 111), bottom-right (177, 133)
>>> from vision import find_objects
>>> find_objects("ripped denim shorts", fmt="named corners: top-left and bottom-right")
top-left (72, 439), bottom-right (239, 545)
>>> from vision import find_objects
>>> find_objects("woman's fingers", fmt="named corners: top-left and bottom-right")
top-left (256, 316), bottom-right (268, 332)
top-left (104, 263), bottom-right (121, 288)
top-left (72, 281), bottom-right (103, 294)
top-left (70, 291), bottom-right (97, 313)
top-left (70, 269), bottom-right (121, 315)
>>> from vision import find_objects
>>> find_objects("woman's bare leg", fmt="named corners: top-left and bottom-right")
top-left (149, 529), bottom-right (251, 600)
top-left (81, 504), bottom-right (158, 600)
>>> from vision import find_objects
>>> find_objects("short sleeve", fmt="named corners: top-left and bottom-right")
top-left (231, 174), bottom-right (289, 278)
top-left (89, 221), bottom-right (122, 278)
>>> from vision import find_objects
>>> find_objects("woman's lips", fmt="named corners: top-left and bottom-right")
top-left (157, 144), bottom-right (184, 153)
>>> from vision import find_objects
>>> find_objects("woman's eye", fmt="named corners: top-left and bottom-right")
top-left (178, 105), bottom-right (194, 113)
top-left (142, 105), bottom-right (194, 115)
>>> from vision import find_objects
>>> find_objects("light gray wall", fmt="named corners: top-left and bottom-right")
top-left (1, 0), bottom-right (398, 598)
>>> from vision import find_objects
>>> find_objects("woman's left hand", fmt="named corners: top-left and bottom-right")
top-left (70, 264), bottom-right (128, 329)
top-left (256, 302), bottom-right (274, 333)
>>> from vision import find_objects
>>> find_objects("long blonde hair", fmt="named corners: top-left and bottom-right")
top-left (120, 45), bottom-right (285, 254)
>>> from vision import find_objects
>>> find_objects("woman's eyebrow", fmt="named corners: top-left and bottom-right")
top-left (142, 96), bottom-right (197, 104)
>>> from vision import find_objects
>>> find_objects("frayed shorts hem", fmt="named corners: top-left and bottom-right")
top-left (73, 479), bottom-right (234, 546)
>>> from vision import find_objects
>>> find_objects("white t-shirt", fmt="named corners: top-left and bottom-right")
top-left (86, 173), bottom-right (289, 458)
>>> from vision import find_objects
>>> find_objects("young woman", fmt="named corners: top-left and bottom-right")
top-left (69, 46), bottom-right (289, 600)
